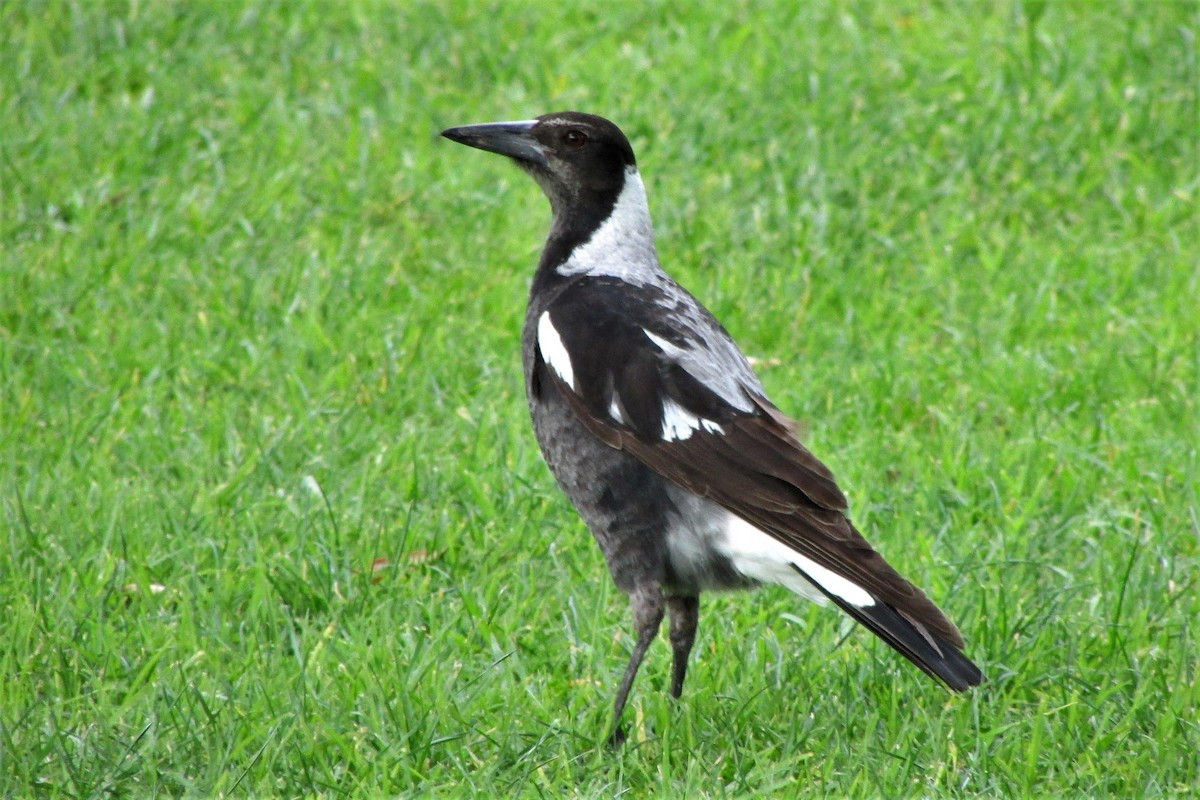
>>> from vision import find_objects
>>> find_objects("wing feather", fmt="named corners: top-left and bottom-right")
top-left (539, 281), bottom-right (972, 652)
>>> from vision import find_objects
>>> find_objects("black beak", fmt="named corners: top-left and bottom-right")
top-left (440, 119), bottom-right (547, 167)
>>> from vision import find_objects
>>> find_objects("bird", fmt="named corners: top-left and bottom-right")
top-left (441, 111), bottom-right (983, 742)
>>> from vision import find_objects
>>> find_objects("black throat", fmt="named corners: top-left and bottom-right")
top-left (529, 175), bottom-right (625, 298)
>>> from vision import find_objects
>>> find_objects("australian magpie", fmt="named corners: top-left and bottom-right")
top-left (441, 111), bottom-right (983, 741)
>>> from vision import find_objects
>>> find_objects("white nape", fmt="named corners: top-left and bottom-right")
top-left (557, 167), bottom-right (662, 285)
top-left (660, 397), bottom-right (725, 441)
top-left (537, 311), bottom-right (576, 390)
top-left (720, 513), bottom-right (875, 607)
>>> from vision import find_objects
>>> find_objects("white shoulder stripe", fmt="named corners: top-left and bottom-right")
top-left (720, 513), bottom-right (875, 607)
top-left (537, 311), bottom-right (575, 390)
top-left (643, 326), bottom-right (756, 414)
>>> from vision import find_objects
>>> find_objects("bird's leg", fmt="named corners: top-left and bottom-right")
top-left (608, 583), bottom-right (664, 745)
top-left (666, 595), bottom-right (699, 699)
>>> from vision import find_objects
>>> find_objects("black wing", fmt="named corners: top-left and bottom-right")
top-left (534, 277), bottom-right (982, 689)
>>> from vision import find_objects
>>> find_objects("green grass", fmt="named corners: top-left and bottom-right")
top-left (2, 0), bottom-right (1198, 795)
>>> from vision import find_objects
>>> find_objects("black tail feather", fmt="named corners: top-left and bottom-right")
top-left (795, 565), bottom-right (984, 691)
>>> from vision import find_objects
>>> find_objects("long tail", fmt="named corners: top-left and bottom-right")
top-left (793, 563), bottom-right (984, 690)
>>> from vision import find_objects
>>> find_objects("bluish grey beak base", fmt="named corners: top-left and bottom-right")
top-left (441, 120), bottom-right (547, 166)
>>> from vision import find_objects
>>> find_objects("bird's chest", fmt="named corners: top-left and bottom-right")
top-left (522, 314), bottom-right (665, 586)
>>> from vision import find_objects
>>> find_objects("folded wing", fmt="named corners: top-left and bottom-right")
top-left (534, 279), bottom-right (981, 689)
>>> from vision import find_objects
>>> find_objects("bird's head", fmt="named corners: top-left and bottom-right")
top-left (441, 111), bottom-right (637, 219)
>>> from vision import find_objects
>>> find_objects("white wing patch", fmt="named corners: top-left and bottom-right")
top-left (721, 513), bottom-right (875, 608)
top-left (660, 397), bottom-right (725, 441)
top-left (643, 328), bottom-right (726, 440)
top-left (642, 328), bottom-right (683, 358)
top-left (537, 311), bottom-right (575, 391)
top-left (607, 393), bottom-right (626, 424)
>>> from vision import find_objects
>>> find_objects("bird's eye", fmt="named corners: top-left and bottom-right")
top-left (563, 129), bottom-right (588, 148)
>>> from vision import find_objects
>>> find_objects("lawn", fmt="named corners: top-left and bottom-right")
top-left (2, 0), bottom-right (1197, 796)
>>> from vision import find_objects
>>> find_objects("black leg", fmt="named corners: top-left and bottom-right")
top-left (667, 595), bottom-right (699, 698)
top-left (608, 584), bottom-right (664, 745)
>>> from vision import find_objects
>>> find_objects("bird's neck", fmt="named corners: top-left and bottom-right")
top-left (533, 167), bottom-right (664, 296)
